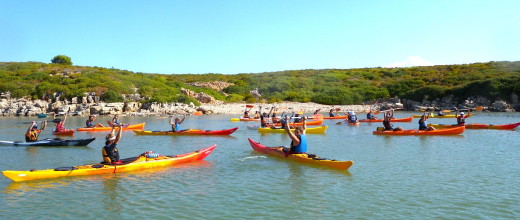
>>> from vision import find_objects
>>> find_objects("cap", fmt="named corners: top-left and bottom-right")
top-left (460, 112), bottom-right (464, 115)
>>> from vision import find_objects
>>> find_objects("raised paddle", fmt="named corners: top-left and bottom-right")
top-left (20, 119), bottom-right (61, 124)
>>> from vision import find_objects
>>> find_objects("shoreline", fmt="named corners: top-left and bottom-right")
top-left (1, 97), bottom-right (515, 118)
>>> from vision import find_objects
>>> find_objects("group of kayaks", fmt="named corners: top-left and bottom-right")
top-left (2, 111), bottom-right (518, 182)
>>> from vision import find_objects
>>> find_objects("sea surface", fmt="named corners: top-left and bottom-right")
top-left (0, 112), bottom-right (518, 219)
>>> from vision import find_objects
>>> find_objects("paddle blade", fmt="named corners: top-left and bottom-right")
top-left (373, 110), bottom-right (380, 114)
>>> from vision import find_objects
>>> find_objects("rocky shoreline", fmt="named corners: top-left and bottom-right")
top-left (0, 96), bottom-right (516, 118)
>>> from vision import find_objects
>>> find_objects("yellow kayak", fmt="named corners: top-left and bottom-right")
top-left (257, 126), bottom-right (328, 134)
top-left (3, 145), bottom-right (216, 182)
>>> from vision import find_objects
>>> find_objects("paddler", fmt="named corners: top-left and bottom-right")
top-left (169, 114), bottom-right (186, 132)
top-left (102, 124), bottom-right (123, 164)
top-left (382, 109), bottom-right (403, 131)
top-left (456, 112), bottom-right (466, 126)
top-left (329, 108), bottom-right (336, 117)
top-left (283, 116), bottom-right (307, 155)
top-left (54, 114), bottom-right (67, 132)
top-left (111, 114), bottom-right (121, 126)
top-left (366, 109), bottom-right (377, 120)
top-left (86, 115), bottom-right (103, 128)
top-left (25, 121), bottom-right (47, 142)
top-left (418, 111), bottom-right (435, 131)
top-left (347, 111), bottom-right (358, 123)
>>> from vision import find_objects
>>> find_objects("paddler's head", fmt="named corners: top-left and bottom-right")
top-left (294, 126), bottom-right (304, 135)
top-left (105, 133), bottom-right (116, 145)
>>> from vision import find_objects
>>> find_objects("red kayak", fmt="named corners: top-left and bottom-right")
top-left (52, 129), bottom-right (75, 136)
top-left (359, 116), bottom-right (413, 123)
top-left (373, 126), bottom-right (465, 135)
top-left (133, 127), bottom-right (238, 136)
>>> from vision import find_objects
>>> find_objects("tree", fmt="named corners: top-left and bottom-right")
top-left (51, 55), bottom-right (73, 65)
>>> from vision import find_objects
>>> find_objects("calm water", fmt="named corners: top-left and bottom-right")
top-left (0, 112), bottom-right (519, 219)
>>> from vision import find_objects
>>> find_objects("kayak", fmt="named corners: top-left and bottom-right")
top-left (359, 116), bottom-right (413, 123)
top-left (272, 119), bottom-right (323, 127)
top-left (348, 121), bottom-right (360, 126)
top-left (323, 115), bottom-right (347, 119)
top-left (133, 127), bottom-right (238, 136)
top-left (0, 138), bottom-right (95, 146)
top-left (230, 117), bottom-right (260, 122)
top-left (257, 126), bottom-right (328, 134)
top-left (411, 114), bottom-right (474, 118)
top-left (52, 129), bottom-right (75, 136)
top-left (247, 138), bottom-right (353, 170)
top-left (37, 114), bottom-right (48, 118)
top-left (428, 122), bottom-right (520, 130)
top-left (2, 144), bottom-right (216, 182)
top-left (372, 126), bottom-right (465, 135)
top-left (76, 122), bottom-right (146, 132)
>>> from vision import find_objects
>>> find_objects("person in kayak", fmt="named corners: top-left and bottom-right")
top-left (329, 108), bottom-right (336, 117)
top-left (54, 114), bottom-right (67, 132)
top-left (102, 124), bottom-right (124, 165)
top-left (366, 109), bottom-right (377, 120)
top-left (383, 109), bottom-right (403, 131)
top-left (313, 108), bottom-right (321, 115)
top-left (86, 115), bottom-right (103, 128)
top-left (283, 116), bottom-right (307, 155)
top-left (418, 111), bottom-right (435, 131)
top-left (437, 110), bottom-right (445, 116)
top-left (347, 111), bottom-right (358, 123)
top-left (456, 112), bottom-right (466, 126)
top-left (111, 114), bottom-right (121, 126)
top-left (25, 121), bottom-right (47, 142)
top-left (170, 114), bottom-right (186, 132)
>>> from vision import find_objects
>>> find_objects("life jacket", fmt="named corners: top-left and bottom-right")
top-left (367, 113), bottom-right (372, 119)
top-left (86, 120), bottom-right (93, 128)
top-left (457, 116), bottom-right (465, 125)
top-left (349, 115), bottom-right (357, 122)
top-left (25, 130), bottom-right (39, 142)
top-left (290, 134), bottom-right (307, 153)
top-left (383, 120), bottom-right (393, 130)
top-left (102, 143), bottom-right (119, 164)
top-left (418, 119), bottom-right (428, 130)
top-left (173, 123), bottom-right (181, 132)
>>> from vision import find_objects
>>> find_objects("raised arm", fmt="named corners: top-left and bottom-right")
top-left (115, 125), bottom-right (123, 144)
top-left (179, 114), bottom-right (186, 124)
top-left (40, 121), bottom-right (47, 132)
top-left (284, 117), bottom-right (300, 145)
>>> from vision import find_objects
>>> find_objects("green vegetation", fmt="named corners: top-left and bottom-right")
top-left (0, 60), bottom-right (519, 105)
top-left (51, 55), bottom-right (73, 65)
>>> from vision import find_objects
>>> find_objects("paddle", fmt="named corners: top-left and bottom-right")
top-left (19, 119), bottom-right (61, 124)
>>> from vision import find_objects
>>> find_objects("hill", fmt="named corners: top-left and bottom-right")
top-left (1, 61), bottom-right (519, 108)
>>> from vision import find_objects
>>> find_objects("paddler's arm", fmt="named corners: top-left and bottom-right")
top-left (40, 121), bottom-right (47, 132)
top-left (302, 116), bottom-right (307, 134)
top-left (179, 114), bottom-right (186, 124)
top-left (284, 116), bottom-right (300, 146)
top-left (27, 121), bottom-right (36, 134)
top-left (115, 124), bottom-right (123, 144)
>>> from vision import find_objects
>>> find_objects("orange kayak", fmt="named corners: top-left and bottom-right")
top-left (323, 115), bottom-right (347, 119)
top-left (429, 122), bottom-right (520, 130)
top-left (52, 129), bottom-right (75, 136)
top-left (373, 126), bottom-right (465, 135)
top-left (76, 122), bottom-right (146, 132)
top-left (359, 116), bottom-right (413, 123)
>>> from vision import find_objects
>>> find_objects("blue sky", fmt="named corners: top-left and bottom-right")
top-left (1, 0), bottom-right (519, 74)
